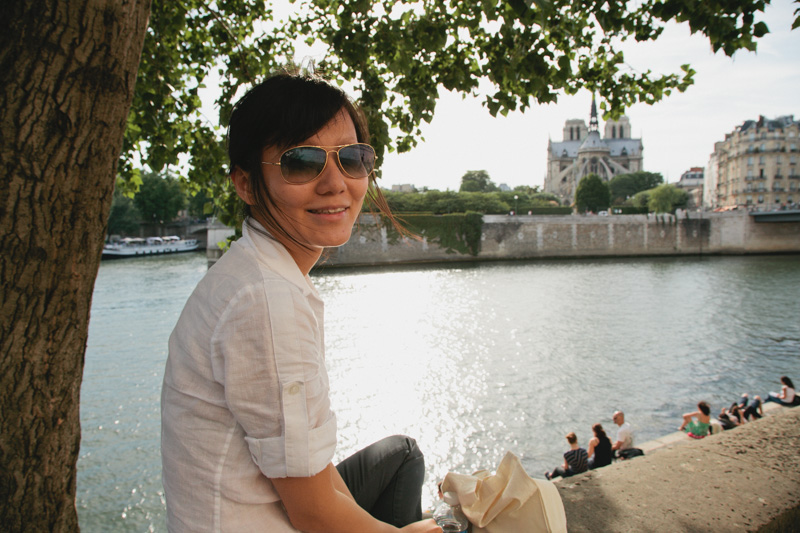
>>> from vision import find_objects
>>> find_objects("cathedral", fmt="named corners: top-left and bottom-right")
top-left (544, 99), bottom-right (644, 205)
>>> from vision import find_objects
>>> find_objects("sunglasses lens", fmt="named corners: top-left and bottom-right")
top-left (280, 147), bottom-right (327, 183)
top-left (338, 144), bottom-right (375, 178)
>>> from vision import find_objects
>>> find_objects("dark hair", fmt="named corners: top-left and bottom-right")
top-left (565, 432), bottom-right (577, 444)
top-left (781, 376), bottom-right (795, 389)
top-left (698, 401), bottom-right (710, 416)
top-left (592, 423), bottom-right (607, 440)
top-left (227, 72), bottom-right (401, 247)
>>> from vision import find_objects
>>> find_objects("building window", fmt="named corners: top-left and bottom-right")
top-left (748, 156), bottom-right (754, 166)
top-left (746, 196), bottom-right (753, 204)
top-left (761, 143), bottom-right (766, 151)
top-left (759, 156), bottom-right (765, 164)
top-left (791, 144), bottom-right (798, 152)
top-left (777, 155), bottom-right (782, 165)
top-left (758, 195), bottom-right (764, 203)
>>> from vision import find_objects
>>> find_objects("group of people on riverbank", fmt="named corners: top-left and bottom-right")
top-left (544, 410), bottom-right (640, 480)
top-left (680, 375), bottom-right (799, 436)
top-left (544, 376), bottom-right (798, 481)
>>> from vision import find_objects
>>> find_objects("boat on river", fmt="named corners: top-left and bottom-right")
top-left (102, 236), bottom-right (199, 259)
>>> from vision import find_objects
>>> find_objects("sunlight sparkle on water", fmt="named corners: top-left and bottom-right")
top-left (318, 268), bottom-right (502, 507)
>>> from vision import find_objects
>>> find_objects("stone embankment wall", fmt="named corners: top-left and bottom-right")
top-left (323, 211), bottom-right (800, 267)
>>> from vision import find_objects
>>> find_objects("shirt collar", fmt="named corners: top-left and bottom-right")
top-left (241, 220), bottom-right (319, 298)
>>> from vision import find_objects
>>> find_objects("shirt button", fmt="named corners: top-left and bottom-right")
top-left (288, 384), bottom-right (300, 395)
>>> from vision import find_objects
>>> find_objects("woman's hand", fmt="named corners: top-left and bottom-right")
top-left (400, 519), bottom-right (443, 532)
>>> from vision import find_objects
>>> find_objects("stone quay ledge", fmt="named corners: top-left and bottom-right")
top-left (555, 404), bottom-right (800, 532)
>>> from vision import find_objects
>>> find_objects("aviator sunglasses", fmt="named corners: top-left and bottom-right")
top-left (262, 143), bottom-right (377, 184)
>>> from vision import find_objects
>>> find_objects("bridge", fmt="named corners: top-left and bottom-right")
top-left (750, 209), bottom-right (800, 223)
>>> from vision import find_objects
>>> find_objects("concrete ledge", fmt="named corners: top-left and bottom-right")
top-left (556, 406), bottom-right (800, 532)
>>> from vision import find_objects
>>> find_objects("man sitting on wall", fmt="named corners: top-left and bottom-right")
top-left (612, 411), bottom-right (643, 459)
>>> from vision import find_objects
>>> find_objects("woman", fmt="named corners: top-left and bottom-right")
top-left (161, 73), bottom-right (439, 532)
top-left (586, 424), bottom-right (613, 470)
top-left (545, 432), bottom-right (589, 480)
top-left (765, 376), bottom-right (798, 406)
top-left (678, 401), bottom-right (711, 438)
top-left (729, 403), bottom-right (746, 425)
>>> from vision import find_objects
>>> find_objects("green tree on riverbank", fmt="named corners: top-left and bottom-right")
top-left (648, 184), bottom-right (689, 214)
top-left (133, 172), bottom-right (186, 227)
top-left (609, 171), bottom-right (664, 205)
top-left (575, 174), bottom-right (611, 213)
top-left (460, 170), bottom-right (498, 192)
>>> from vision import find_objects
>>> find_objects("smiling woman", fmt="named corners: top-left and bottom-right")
top-left (160, 73), bottom-right (440, 533)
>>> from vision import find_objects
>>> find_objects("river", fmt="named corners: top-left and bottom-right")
top-left (78, 252), bottom-right (800, 531)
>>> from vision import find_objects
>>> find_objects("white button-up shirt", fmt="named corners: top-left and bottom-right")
top-left (161, 221), bottom-right (337, 531)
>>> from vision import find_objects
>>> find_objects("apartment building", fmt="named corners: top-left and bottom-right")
top-left (706, 115), bottom-right (799, 210)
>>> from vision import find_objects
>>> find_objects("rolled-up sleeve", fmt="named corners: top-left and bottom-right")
top-left (212, 277), bottom-right (336, 479)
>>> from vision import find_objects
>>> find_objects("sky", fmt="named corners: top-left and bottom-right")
top-left (371, 0), bottom-right (800, 191)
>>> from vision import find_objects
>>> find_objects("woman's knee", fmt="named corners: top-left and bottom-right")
top-left (380, 435), bottom-right (424, 463)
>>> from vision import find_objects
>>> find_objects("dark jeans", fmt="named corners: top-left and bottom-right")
top-left (765, 393), bottom-right (798, 407)
top-left (551, 465), bottom-right (577, 479)
top-left (336, 435), bottom-right (424, 528)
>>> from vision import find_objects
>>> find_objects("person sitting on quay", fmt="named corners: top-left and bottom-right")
top-left (544, 432), bottom-right (588, 480)
top-left (678, 401), bottom-right (711, 438)
top-left (586, 423), bottom-right (613, 470)
top-left (611, 411), bottom-right (643, 459)
top-left (717, 407), bottom-right (738, 430)
top-left (742, 394), bottom-right (764, 420)
top-left (764, 376), bottom-right (799, 407)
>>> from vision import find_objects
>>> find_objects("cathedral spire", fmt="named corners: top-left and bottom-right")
top-left (589, 94), bottom-right (599, 133)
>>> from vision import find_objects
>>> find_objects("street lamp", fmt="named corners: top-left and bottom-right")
top-left (514, 195), bottom-right (519, 215)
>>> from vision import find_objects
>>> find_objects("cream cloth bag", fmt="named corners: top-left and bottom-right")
top-left (440, 451), bottom-right (567, 533)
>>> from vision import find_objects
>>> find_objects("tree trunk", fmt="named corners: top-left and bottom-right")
top-left (0, 1), bottom-right (150, 530)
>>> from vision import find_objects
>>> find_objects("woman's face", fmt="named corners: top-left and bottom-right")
top-left (258, 110), bottom-right (369, 269)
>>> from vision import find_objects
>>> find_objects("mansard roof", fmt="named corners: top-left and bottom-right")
top-left (738, 115), bottom-right (796, 133)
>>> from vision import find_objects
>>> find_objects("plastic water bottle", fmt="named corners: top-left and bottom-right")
top-left (433, 491), bottom-right (470, 533)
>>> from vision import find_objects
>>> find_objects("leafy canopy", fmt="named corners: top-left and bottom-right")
top-left (460, 170), bottom-right (498, 192)
top-left (648, 184), bottom-right (689, 213)
top-left (133, 172), bottom-right (187, 225)
top-left (609, 171), bottom-right (664, 203)
top-left (122, 0), bottom-right (780, 228)
top-left (575, 173), bottom-right (611, 213)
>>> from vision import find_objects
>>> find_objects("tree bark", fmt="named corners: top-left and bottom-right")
top-left (0, 1), bottom-right (151, 530)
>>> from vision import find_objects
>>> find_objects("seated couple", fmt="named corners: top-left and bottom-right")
top-left (544, 423), bottom-right (615, 480)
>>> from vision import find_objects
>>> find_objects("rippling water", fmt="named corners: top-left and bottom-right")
top-left (78, 253), bottom-right (800, 531)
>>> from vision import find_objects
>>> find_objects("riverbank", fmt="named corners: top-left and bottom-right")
top-left (323, 210), bottom-right (800, 268)
top-left (556, 404), bottom-right (800, 532)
